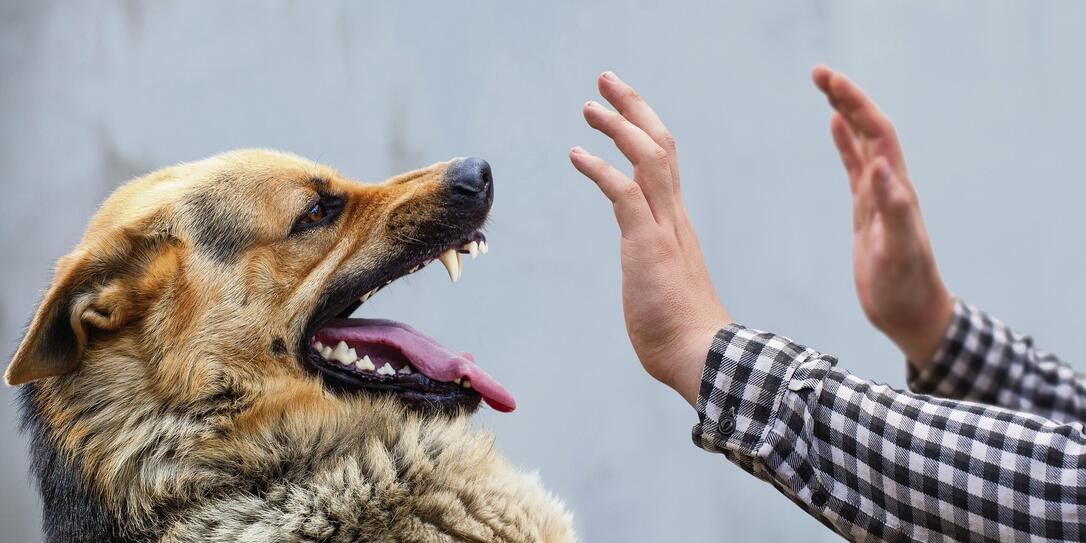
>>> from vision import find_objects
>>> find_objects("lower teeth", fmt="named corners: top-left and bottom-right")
top-left (313, 341), bottom-right (470, 386)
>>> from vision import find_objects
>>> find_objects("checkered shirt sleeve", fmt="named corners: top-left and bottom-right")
top-left (908, 299), bottom-right (1086, 424)
top-left (693, 323), bottom-right (1086, 542)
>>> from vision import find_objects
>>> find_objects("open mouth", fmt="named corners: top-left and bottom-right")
top-left (301, 231), bottom-right (515, 415)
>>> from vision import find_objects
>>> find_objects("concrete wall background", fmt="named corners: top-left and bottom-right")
top-left (3, 1), bottom-right (1086, 541)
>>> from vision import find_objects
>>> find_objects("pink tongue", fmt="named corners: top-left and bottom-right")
top-left (319, 318), bottom-right (516, 412)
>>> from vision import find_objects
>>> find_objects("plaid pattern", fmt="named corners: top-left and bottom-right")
top-left (908, 299), bottom-right (1086, 424)
top-left (693, 317), bottom-right (1086, 542)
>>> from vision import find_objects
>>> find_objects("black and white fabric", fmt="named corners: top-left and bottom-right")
top-left (908, 300), bottom-right (1086, 425)
top-left (692, 299), bottom-right (1086, 542)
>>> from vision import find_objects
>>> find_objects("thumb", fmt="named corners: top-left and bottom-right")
top-left (869, 158), bottom-right (912, 220)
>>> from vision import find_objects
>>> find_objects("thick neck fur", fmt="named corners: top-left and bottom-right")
top-left (22, 349), bottom-right (574, 542)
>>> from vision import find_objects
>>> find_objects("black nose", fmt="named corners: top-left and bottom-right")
top-left (445, 157), bottom-right (492, 198)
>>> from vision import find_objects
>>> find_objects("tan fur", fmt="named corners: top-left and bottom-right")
top-left (9, 150), bottom-right (575, 542)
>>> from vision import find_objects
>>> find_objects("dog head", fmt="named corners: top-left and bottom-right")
top-left (6, 149), bottom-right (514, 416)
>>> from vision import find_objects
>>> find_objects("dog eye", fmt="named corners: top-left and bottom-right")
top-left (303, 203), bottom-right (326, 224)
top-left (291, 196), bottom-right (343, 235)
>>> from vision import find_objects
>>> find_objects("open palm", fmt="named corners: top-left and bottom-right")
top-left (812, 66), bottom-right (954, 366)
top-left (570, 72), bottom-right (730, 406)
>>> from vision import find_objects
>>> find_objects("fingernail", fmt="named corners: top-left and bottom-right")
top-left (571, 146), bottom-right (586, 155)
top-left (602, 71), bottom-right (618, 81)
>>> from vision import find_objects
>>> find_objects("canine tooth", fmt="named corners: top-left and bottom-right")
top-left (453, 377), bottom-right (462, 385)
top-left (462, 379), bottom-right (471, 389)
top-left (479, 240), bottom-right (488, 254)
top-left (377, 364), bottom-right (396, 376)
top-left (438, 248), bottom-right (460, 283)
top-left (398, 366), bottom-right (412, 375)
top-left (314, 341), bottom-right (324, 350)
top-left (465, 241), bottom-right (479, 259)
top-left (356, 355), bottom-right (375, 371)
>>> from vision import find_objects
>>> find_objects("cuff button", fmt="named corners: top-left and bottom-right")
top-left (717, 407), bottom-right (737, 436)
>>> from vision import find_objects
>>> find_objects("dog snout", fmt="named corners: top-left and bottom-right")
top-left (445, 157), bottom-right (493, 202)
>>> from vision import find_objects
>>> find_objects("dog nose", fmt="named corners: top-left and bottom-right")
top-left (446, 157), bottom-right (492, 198)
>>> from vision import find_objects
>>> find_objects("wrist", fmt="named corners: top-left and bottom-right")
top-left (891, 289), bottom-right (955, 368)
top-left (659, 319), bottom-right (732, 407)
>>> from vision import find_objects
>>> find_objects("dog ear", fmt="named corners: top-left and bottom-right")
top-left (5, 225), bottom-right (174, 385)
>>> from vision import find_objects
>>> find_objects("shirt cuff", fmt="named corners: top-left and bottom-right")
top-left (691, 324), bottom-right (831, 455)
top-left (906, 298), bottom-right (997, 398)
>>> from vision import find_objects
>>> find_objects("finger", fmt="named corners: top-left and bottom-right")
top-left (852, 164), bottom-right (878, 233)
top-left (583, 101), bottom-right (676, 219)
top-left (597, 72), bottom-right (681, 191)
top-left (825, 72), bottom-right (905, 167)
top-left (569, 146), bottom-right (654, 235)
top-left (811, 64), bottom-right (834, 95)
top-left (830, 113), bottom-right (863, 192)
top-left (812, 64), bottom-right (845, 110)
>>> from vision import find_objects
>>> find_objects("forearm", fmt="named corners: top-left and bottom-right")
top-left (694, 324), bottom-right (1086, 542)
top-left (909, 299), bottom-right (1086, 423)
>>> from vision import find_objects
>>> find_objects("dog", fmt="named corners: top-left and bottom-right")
top-left (7, 150), bottom-right (575, 542)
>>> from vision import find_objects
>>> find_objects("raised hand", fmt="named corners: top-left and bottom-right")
top-left (569, 72), bottom-right (730, 406)
top-left (812, 65), bottom-right (954, 368)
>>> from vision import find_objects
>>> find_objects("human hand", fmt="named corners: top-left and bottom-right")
top-left (812, 65), bottom-right (954, 368)
top-left (569, 72), bottom-right (731, 406)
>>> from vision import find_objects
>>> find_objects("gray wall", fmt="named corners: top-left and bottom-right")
top-left (3, 1), bottom-right (1086, 541)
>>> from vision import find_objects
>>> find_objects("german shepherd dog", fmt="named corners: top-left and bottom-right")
top-left (7, 150), bottom-right (575, 542)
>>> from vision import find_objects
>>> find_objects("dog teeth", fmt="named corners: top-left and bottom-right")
top-left (461, 378), bottom-right (471, 389)
top-left (329, 341), bottom-right (357, 365)
top-left (464, 241), bottom-right (479, 259)
top-left (453, 377), bottom-right (462, 385)
top-left (316, 338), bottom-right (424, 381)
top-left (360, 288), bottom-right (378, 303)
top-left (438, 248), bottom-right (461, 283)
top-left (317, 341), bottom-right (421, 380)
top-left (479, 240), bottom-right (488, 254)
top-left (355, 355), bottom-right (375, 371)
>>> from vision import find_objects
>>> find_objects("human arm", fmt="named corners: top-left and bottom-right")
top-left (694, 323), bottom-right (1086, 541)
top-left (813, 65), bottom-right (1086, 421)
top-left (569, 70), bottom-right (1086, 541)
top-left (909, 298), bottom-right (1086, 423)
